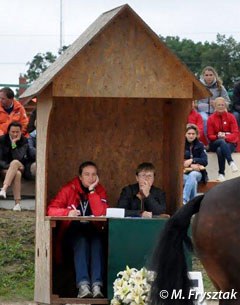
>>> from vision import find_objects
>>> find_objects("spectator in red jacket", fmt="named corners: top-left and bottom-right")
top-left (188, 101), bottom-right (205, 144)
top-left (0, 87), bottom-right (29, 136)
top-left (47, 161), bottom-right (108, 299)
top-left (207, 97), bottom-right (239, 181)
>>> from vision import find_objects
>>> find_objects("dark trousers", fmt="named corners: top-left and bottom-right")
top-left (209, 139), bottom-right (236, 175)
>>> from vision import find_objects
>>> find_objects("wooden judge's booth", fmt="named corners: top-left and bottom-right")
top-left (21, 4), bottom-right (210, 304)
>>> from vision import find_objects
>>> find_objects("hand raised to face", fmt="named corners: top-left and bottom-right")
top-left (89, 175), bottom-right (99, 192)
top-left (139, 179), bottom-right (151, 198)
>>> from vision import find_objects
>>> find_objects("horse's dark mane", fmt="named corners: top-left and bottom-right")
top-left (149, 195), bottom-right (204, 305)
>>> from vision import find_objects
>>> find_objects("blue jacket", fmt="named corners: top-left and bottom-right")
top-left (184, 139), bottom-right (208, 166)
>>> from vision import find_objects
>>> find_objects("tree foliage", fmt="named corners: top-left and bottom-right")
top-left (24, 52), bottom-right (57, 83)
top-left (161, 34), bottom-right (240, 89)
top-left (25, 35), bottom-right (240, 89)
top-left (24, 46), bottom-right (69, 83)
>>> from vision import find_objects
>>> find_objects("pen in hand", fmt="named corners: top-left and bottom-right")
top-left (69, 204), bottom-right (81, 216)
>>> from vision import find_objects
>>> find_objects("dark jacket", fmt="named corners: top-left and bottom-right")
top-left (0, 134), bottom-right (28, 169)
top-left (232, 81), bottom-right (240, 112)
top-left (184, 138), bottom-right (208, 183)
top-left (117, 183), bottom-right (166, 217)
top-left (184, 138), bottom-right (208, 166)
top-left (28, 129), bottom-right (36, 161)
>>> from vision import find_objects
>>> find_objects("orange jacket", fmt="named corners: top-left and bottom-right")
top-left (0, 100), bottom-right (29, 136)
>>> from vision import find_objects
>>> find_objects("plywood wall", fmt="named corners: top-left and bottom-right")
top-left (46, 97), bottom-right (190, 213)
top-left (47, 97), bottom-right (166, 205)
top-left (52, 9), bottom-right (193, 99)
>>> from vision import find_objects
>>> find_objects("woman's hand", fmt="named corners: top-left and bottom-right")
top-left (184, 159), bottom-right (193, 168)
top-left (68, 209), bottom-right (81, 217)
top-left (89, 175), bottom-right (99, 192)
top-left (218, 132), bottom-right (226, 139)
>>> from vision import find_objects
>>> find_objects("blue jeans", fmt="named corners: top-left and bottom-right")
top-left (67, 222), bottom-right (104, 288)
top-left (183, 171), bottom-right (202, 204)
top-left (199, 111), bottom-right (209, 142)
top-left (209, 139), bottom-right (236, 175)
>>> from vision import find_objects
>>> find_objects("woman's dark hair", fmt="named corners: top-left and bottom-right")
top-left (7, 121), bottom-right (22, 133)
top-left (79, 161), bottom-right (98, 175)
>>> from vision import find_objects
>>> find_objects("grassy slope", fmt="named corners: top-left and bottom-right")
top-left (0, 209), bottom-right (215, 302)
top-left (0, 210), bottom-right (35, 302)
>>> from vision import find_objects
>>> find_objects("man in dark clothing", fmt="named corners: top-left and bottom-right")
top-left (232, 80), bottom-right (240, 127)
top-left (117, 162), bottom-right (167, 218)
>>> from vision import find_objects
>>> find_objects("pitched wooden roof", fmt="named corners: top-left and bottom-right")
top-left (21, 5), bottom-right (125, 98)
top-left (21, 4), bottom-right (210, 100)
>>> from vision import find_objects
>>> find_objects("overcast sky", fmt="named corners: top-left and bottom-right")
top-left (1, 0), bottom-right (240, 88)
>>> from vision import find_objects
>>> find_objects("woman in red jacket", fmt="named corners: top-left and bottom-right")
top-left (47, 161), bottom-right (108, 299)
top-left (207, 97), bottom-right (239, 181)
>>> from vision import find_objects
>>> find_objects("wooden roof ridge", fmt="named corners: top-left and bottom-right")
top-left (21, 3), bottom-right (210, 99)
top-left (21, 4), bottom-right (129, 99)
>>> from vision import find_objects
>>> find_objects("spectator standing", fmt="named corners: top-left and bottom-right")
top-left (0, 122), bottom-right (28, 211)
top-left (47, 161), bottom-right (108, 299)
top-left (117, 162), bottom-right (167, 218)
top-left (183, 124), bottom-right (208, 205)
top-left (207, 97), bottom-right (239, 181)
top-left (197, 66), bottom-right (230, 139)
top-left (0, 87), bottom-right (29, 136)
top-left (231, 79), bottom-right (240, 127)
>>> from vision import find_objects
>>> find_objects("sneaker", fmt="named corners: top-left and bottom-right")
top-left (0, 188), bottom-right (6, 199)
top-left (13, 203), bottom-right (21, 211)
top-left (217, 174), bottom-right (225, 182)
top-left (230, 161), bottom-right (238, 173)
top-left (77, 284), bottom-right (92, 298)
top-left (92, 285), bottom-right (104, 298)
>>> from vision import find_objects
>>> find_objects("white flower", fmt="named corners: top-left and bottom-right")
top-left (111, 266), bottom-right (155, 305)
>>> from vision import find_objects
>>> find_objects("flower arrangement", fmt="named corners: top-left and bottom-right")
top-left (111, 266), bottom-right (155, 305)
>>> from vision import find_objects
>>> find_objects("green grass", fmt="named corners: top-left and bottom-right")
top-left (0, 209), bottom-right (215, 301)
top-left (0, 210), bottom-right (35, 301)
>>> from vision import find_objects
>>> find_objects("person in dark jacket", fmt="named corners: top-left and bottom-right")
top-left (0, 121), bottom-right (28, 211)
top-left (23, 129), bottom-right (36, 180)
top-left (183, 124), bottom-right (208, 204)
top-left (26, 108), bottom-right (36, 134)
top-left (118, 162), bottom-right (167, 218)
top-left (231, 80), bottom-right (240, 127)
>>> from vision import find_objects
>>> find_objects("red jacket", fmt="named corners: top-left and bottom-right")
top-left (0, 100), bottom-right (29, 136)
top-left (188, 109), bottom-right (204, 141)
top-left (207, 111), bottom-right (239, 143)
top-left (47, 177), bottom-right (109, 263)
top-left (47, 176), bottom-right (108, 216)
